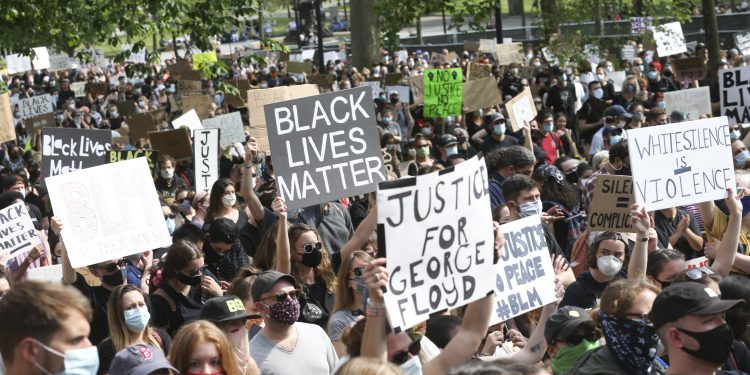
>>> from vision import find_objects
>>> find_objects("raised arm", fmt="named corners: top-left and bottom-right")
top-left (360, 258), bottom-right (389, 362)
top-left (52, 217), bottom-right (77, 284)
top-left (711, 188), bottom-right (741, 276)
top-left (272, 197), bottom-right (291, 274)
top-left (628, 204), bottom-right (651, 280)
top-left (241, 138), bottom-right (264, 223)
top-left (339, 204), bottom-right (377, 262)
top-left (505, 299), bottom-right (559, 363)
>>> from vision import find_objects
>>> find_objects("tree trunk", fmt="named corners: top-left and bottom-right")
top-left (351, 0), bottom-right (380, 69)
top-left (259, 2), bottom-right (265, 40)
top-left (508, 0), bottom-right (524, 15)
top-left (416, 16), bottom-right (423, 45)
top-left (594, 0), bottom-right (603, 36)
top-left (633, 0), bottom-right (644, 16)
top-left (540, 0), bottom-right (559, 42)
top-left (702, 0), bottom-right (720, 79)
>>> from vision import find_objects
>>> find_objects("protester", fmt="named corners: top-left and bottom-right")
top-left (200, 295), bottom-right (261, 375)
top-left (169, 320), bottom-right (244, 375)
top-left (108, 344), bottom-right (178, 375)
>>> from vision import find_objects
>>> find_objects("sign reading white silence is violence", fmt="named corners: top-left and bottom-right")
top-left (626, 116), bottom-right (735, 211)
top-left (377, 156), bottom-right (495, 330)
top-left (264, 86), bottom-right (386, 210)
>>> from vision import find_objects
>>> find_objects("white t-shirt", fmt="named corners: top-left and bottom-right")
top-left (250, 323), bottom-right (338, 375)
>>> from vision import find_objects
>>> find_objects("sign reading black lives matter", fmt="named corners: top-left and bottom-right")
top-left (19, 94), bottom-right (53, 120)
top-left (719, 66), bottom-right (750, 125)
top-left (627, 117), bottom-right (734, 211)
top-left (377, 156), bottom-right (495, 330)
top-left (264, 87), bottom-right (386, 210)
top-left (491, 214), bottom-right (557, 324)
top-left (42, 128), bottom-right (112, 179)
top-left (0, 202), bottom-right (42, 258)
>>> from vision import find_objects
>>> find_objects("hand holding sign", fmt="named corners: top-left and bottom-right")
top-left (365, 258), bottom-right (389, 303)
top-left (271, 196), bottom-right (288, 219)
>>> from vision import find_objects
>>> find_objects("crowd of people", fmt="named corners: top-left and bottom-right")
top-left (1, 19), bottom-right (750, 375)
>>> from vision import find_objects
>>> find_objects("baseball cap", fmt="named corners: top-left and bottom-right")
top-left (604, 105), bottom-right (632, 119)
top-left (489, 113), bottom-right (505, 124)
top-left (208, 218), bottom-right (238, 244)
top-left (109, 344), bottom-right (177, 375)
top-left (200, 295), bottom-right (259, 322)
top-left (649, 61), bottom-right (662, 73)
top-left (545, 306), bottom-right (592, 343)
top-left (251, 270), bottom-right (296, 302)
top-left (440, 134), bottom-right (458, 147)
top-left (650, 282), bottom-right (744, 329)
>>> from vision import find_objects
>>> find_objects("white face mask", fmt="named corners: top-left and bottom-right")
top-left (222, 193), bottom-right (237, 207)
top-left (160, 168), bottom-right (174, 179)
top-left (446, 145), bottom-right (458, 156)
top-left (123, 306), bottom-right (151, 332)
top-left (597, 255), bottom-right (623, 277)
top-left (518, 200), bottom-right (543, 217)
top-left (33, 339), bottom-right (99, 375)
top-left (399, 355), bottom-right (423, 375)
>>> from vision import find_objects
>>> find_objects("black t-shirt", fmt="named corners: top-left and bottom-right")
top-left (72, 272), bottom-right (112, 345)
top-left (97, 329), bottom-right (171, 375)
top-left (298, 277), bottom-right (334, 330)
top-left (479, 135), bottom-right (519, 155)
top-left (546, 84), bottom-right (577, 120)
top-left (25, 203), bottom-right (43, 231)
top-left (559, 269), bottom-right (626, 309)
top-left (150, 278), bottom-right (214, 337)
top-left (653, 209), bottom-right (702, 259)
top-left (648, 77), bottom-right (679, 93)
top-left (576, 100), bottom-right (605, 144)
top-left (238, 207), bottom-right (278, 258)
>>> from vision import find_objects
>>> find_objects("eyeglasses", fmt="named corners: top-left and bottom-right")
top-left (391, 340), bottom-right (421, 365)
top-left (98, 259), bottom-right (125, 273)
top-left (184, 265), bottom-right (207, 277)
top-left (260, 289), bottom-right (301, 303)
top-left (177, 198), bottom-right (188, 204)
top-left (302, 242), bottom-right (323, 254)
top-left (625, 312), bottom-right (651, 323)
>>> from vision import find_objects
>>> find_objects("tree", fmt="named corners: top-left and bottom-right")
top-left (702, 0), bottom-right (721, 78)
top-left (351, 0), bottom-right (380, 68)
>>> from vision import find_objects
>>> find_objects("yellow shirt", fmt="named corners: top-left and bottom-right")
top-left (706, 206), bottom-right (750, 274)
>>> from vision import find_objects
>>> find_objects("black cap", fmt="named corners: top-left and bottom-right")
top-left (440, 134), bottom-right (458, 147)
top-left (251, 270), bottom-right (296, 302)
top-left (200, 295), bottom-right (259, 322)
top-left (208, 218), bottom-right (238, 244)
top-left (650, 283), bottom-right (744, 329)
top-left (545, 306), bottom-right (592, 343)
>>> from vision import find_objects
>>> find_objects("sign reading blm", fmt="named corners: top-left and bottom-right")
top-left (264, 87), bottom-right (386, 210)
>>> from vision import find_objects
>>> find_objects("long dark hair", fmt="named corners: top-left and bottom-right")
top-left (206, 178), bottom-right (237, 221)
top-left (163, 241), bottom-right (204, 280)
top-left (539, 179), bottom-right (580, 211)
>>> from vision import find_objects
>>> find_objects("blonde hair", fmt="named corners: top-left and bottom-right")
top-left (107, 284), bottom-right (161, 352)
top-left (334, 357), bottom-right (402, 375)
top-left (333, 250), bottom-right (373, 313)
top-left (288, 224), bottom-right (337, 294)
top-left (168, 321), bottom-right (242, 375)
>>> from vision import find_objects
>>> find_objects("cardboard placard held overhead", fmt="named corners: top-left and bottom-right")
top-left (672, 57), bottom-right (707, 85)
top-left (588, 175), bottom-right (637, 232)
top-left (41, 128), bottom-right (112, 179)
top-left (107, 150), bottom-right (159, 170)
top-left (117, 101), bottom-right (137, 117)
top-left (180, 95), bottom-right (212, 119)
top-left (467, 62), bottom-right (493, 81)
top-left (686, 256), bottom-right (710, 270)
top-left (504, 87), bottom-right (537, 132)
top-left (201, 111), bottom-right (245, 147)
top-left (246, 84), bottom-right (320, 152)
top-left (0, 93), bottom-right (16, 144)
top-left (26, 265), bottom-right (63, 283)
top-left (0, 202), bottom-right (42, 259)
top-left (479, 39), bottom-right (496, 53)
top-left (409, 75), bottom-right (425, 104)
top-left (231, 80), bottom-right (252, 101)
top-left (621, 45), bottom-right (637, 60)
top-left (664, 86), bottom-right (711, 120)
top-left (462, 78), bottom-right (502, 113)
top-left (735, 30), bottom-right (750, 57)
top-left (359, 81), bottom-right (382, 100)
top-left (128, 112), bottom-right (159, 143)
top-left (90, 83), bottom-right (110, 97)
top-left (377, 156), bottom-right (495, 330)
top-left (31, 47), bottom-right (50, 70)
top-left (385, 86), bottom-right (410, 104)
top-left (626, 117), bottom-right (734, 211)
top-left (19, 95), bottom-right (53, 120)
top-left (308, 74), bottom-right (335, 87)
top-left (24, 113), bottom-right (55, 134)
top-left (264, 87), bottom-right (386, 210)
top-left (719, 66), bottom-right (750, 125)
top-left (423, 68), bottom-right (462, 118)
top-left (177, 80), bottom-right (202, 95)
top-left (385, 73), bottom-right (403, 86)
top-left (72, 82), bottom-right (87, 98)
top-left (610, 71), bottom-right (627, 93)
top-left (286, 61), bottom-right (313, 75)
top-left (651, 22), bottom-right (687, 57)
top-left (5, 54), bottom-right (33, 74)
top-left (46, 158), bottom-right (172, 268)
top-left (464, 40), bottom-right (480, 52)
top-left (48, 53), bottom-right (73, 72)
top-left (495, 43), bottom-right (525, 65)
top-left (148, 128), bottom-right (193, 160)
top-left (194, 128), bottom-right (220, 193)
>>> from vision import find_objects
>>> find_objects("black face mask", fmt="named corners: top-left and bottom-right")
top-left (390, 98), bottom-right (399, 104)
top-left (102, 269), bottom-right (125, 286)
top-left (176, 271), bottom-right (202, 286)
top-left (301, 249), bottom-right (323, 268)
top-left (678, 324), bottom-right (733, 365)
top-left (614, 166), bottom-right (631, 176)
top-left (565, 170), bottom-right (579, 184)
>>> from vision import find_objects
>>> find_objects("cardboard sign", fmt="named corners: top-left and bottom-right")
top-left (610, 71), bottom-right (627, 93)
top-left (180, 95), bottom-right (212, 119)
top-left (176, 70), bottom-right (202, 81)
top-left (301, 49), bottom-right (316, 60)
top-left (588, 175), bottom-right (636, 232)
top-left (122, 44), bottom-right (147, 64)
top-left (72, 82), bottom-right (87, 98)
top-left (90, 82), bottom-right (110, 96)
top-left (128, 112), bottom-right (159, 143)
top-left (359, 81), bottom-right (382, 100)
top-left (464, 40), bottom-right (480, 52)
top-left (46, 158), bottom-right (172, 268)
top-left (631, 16), bottom-right (653, 34)
top-left (686, 256), bottom-right (710, 269)
top-left (41, 128), bottom-right (112, 179)
top-left (24, 113), bottom-right (55, 134)
top-left (672, 57), bottom-right (707, 85)
top-left (424, 68), bottom-right (462, 118)
top-left (286, 61), bottom-right (313, 75)
top-left (0, 202), bottom-right (42, 258)
top-left (107, 150), bottom-right (159, 170)
top-left (463, 78), bottom-right (502, 113)
top-left (264, 87), bottom-right (386, 210)
top-left (385, 73), bottom-right (403, 86)
top-left (19, 95), bottom-right (53, 120)
top-left (117, 101), bottom-right (136, 117)
top-left (504, 87), bottom-right (537, 132)
top-left (621, 45), bottom-right (637, 60)
top-left (664, 86), bottom-right (711, 119)
top-left (177, 80), bottom-right (202, 95)
top-left (48, 53), bottom-right (73, 72)
top-left (192, 52), bottom-right (217, 69)
top-left (720, 66), bottom-right (750, 125)
top-left (495, 43), bottom-right (525, 65)
top-left (626, 117), bottom-right (734, 211)
top-left (0, 93), bottom-right (15, 144)
top-left (468, 63), bottom-right (493, 81)
top-left (377, 156), bottom-right (495, 330)
top-left (479, 39), bottom-right (496, 53)
top-left (247, 84), bottom-right (320, 152)
top-left (26, 265), bottom-right (63, 283)
top-left (112, 136), bottom-right (131, 147)
top-left (30, 47), bottom-right (50, 70)
top-left (5, 54), bottom-right (32, 74)
top-left (148, 128), bottom-right (192, 160)
top-left (308, 74), bottom-right (335, 87)
top-left (652, 22), bottom-right (687, 57)
top-left (194, 128), bottom-right (220, 193)
top-left (735, 30), bottom-right (750, 57)
top-left (385, 86), bottom-right (410, 104)
top-left (410, 75), bottom-right (425, 104)
top-left (202, 111), bottom-right (245, 147)
top-left (323, 51), bottom-right (341, 63)
top-left (492, 214), bottom-right (558, 324)
top-left (173, 109), bottom-right (203, 132)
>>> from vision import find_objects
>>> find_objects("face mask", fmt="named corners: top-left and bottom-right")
top-left (137, 101), bottom-right (145, 108)
top-left (109, 112), bottom-right (119, 119)
top-left (596, 74), bottom-right (605, 81)
top-left (561, 73), bottom-right (568, 82)
top-left (598, 311), bottom-right (659, 375)
top-left (176, 271), bottom-right (201, 286)
top-left (593, 88), bottom-right (604, 99)
top-left (597, 255), bottom-right (623, 277)
top-left (408, 148), bottom-right (417, 157)
top-left (102, 268), bottom-right (125, 286)
top-left (518, 200), bottom-right (543, 217)
top-left (390, 98), bottom-right (399, 104)
top-left (165, 217), bottom-right (176, 235)
top-left (735, 150), bottom-right (750, 168)
top-left (678, 324), bottom-right (734, 365)
top-left (658, 101), bottom-right (666, 109)
top-left (609, 135), bottom-right (623, 145)
top-left (493, 124), bottom-right (506, 135)
top-left (33, 339), bottom-right (99, 375)
top-left (222, 194), bottom-right (237, 208)
top-left (543, 122), bottom-right (554, 133)
top-left (56, 114), bottom-right (65, 122)
top-left (552, 339), bottom-right (601, 374)
top-left (509, 69), bottom-right (519, 76)
top-left (422, 128), bottom-right (432, 137)
top-left (214, 94), bottom-right (224, 106)
top-left (632, 112), bottom-right (644, 122)
top-left (625, 84), bottom-right (636, 93)
top-left (445, 116), bottom-right (454, 125)
top-left (124, 307), bottom-right (151, 333)
top-left (731, 129), bottom-right (741, 141)
top-left (446, 145), bottom-right (458, 156)
top-left (565, 170), bottom-right (579, 184)
top-left (265, 298), bottom-right (300, 325)
top-left (647, 71), bottom-right (658, 81)
top-left (301, 248), bottom-right (323, 268)
top-left (637, 65), bottom-right (645, 72)
top-left (399, 355), bottom-right (423, 375)
top-left (160, 168), bottom-right (174, 179)
top-left (179, 200), bottom-right (192, 213)
top-left (416, 146), bottom-right (430, 157)
top-left (606, 66), bottom-right (614, 73)
top-left (383, 116), bottom-right (392, 124)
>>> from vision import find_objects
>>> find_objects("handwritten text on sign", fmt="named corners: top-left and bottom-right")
top-left (720, 66), bottom-right (750, 125)
top-left (19, 95), bottom-right (53, 120)
top-left (264, 87), bottom-right (386, 210)
top-left (588, 175), bottom-right (636, 233)
top-left (377, 156), bottom-right (495, 330)
top-left (424, 68), bottom-right (462, 118)
top-left (626, 117), bottom-right (734, 211)
top-left (0, 202), bottom-right (41, 258)
top-left (42, 128), bottom-right (112, 179)
top-left (492, 215), bottom-right (557, 324)
top-left (194, 128), bottom-right (220, 193)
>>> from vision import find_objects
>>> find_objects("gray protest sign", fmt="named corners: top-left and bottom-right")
top-left (19, 95), bottom-right (53, 120)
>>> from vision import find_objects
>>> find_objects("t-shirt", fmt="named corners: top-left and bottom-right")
top-left (250, 323), bottom-right (338, 375)
top-left (299, 278), bottom-right (334, 330)
top-left (150, 281), bottom-right (206, 337)
top-left (327, 310), bottom-right (361, 341)
top-left (479, 135), bottom-right (519, 155)
top-left (706, 206), bottom-right (750, 275)
top-left (72, 272), bottom-right (112, 345)
top-left (540, 132), bottom-right (561, 164)
top-left (653, 209), bottom-right (701, 259)
top-left (560, 269), bottom-right (627, 309)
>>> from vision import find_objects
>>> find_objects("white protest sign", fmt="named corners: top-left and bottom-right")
top-left (172, 109), bottom-right (203, 132)
top-left (48, 53), bottom-right (73, 72)
top-left (385, 86), bottom-right (410, 104)
top-left (652, 22), bottom-right (687, 57)
top-left (719, 66), bottom-right (750, 125)
top-left (26, 265), bottom-right (64, 283)
top-left (194, 128), bottom-right (220, 193)
top-left (301, 49), bottom-right (316, 60)
top-left (323, 51), bottom-right (340, 63)
top-left (201, 111), bottom-right (245, 147)
top-left (6, 54), bottom-right (33, 74)
top-left (289, 54), bottom-right (303, 63)
top-left (32, 47), bottom-right (51, 70)
top-left (686, 256), bottom-right (710, 270)
top-left (360, 81), bottom-right (382, 99)
top-left (610, 71), bottom-right (627, 93)
top-left (122, 44), bottom-right (147, 64)
top-left (72, 82), bottom-right (87, 98)
top-left (19, 95), bottom-right (53, 120)
top-left (479, 39), bottom-right (496, 53)
top-left (502, 38), bottom-right (513, 44)
top-left (0, 202), bottom-right (42, 258)
top-left (491, 214), bottom-right (557, 324)
top-left (627, 117), bottom-right (734, 211)
top-left (46, 158), bottom-right (172, 268)
top-left (621, 45), bottom-right (637, 60)
top-left (664, 86), bottom-right (711, 120)
top-left (396, 50), bottom-right (408, 63)
top-left (377, 156), bottom-right (495, 330)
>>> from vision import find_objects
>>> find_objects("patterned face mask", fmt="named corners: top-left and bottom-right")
top-left (598, 310), bottom-right (659, 375)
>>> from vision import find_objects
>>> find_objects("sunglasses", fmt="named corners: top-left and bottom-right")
top-left (260, 289), bottom-right (301, 303)
top-left (164, 213), bottom-right (175, 220)
top-left (184, 265), bottom-right (207, 277)
top-left (302, 242), bottom-right (323, 254)
top-left (391, 340), bottom-right (421, 365)
top-left (98, 259), bottom-right (125, 273)
top-left (685, 266), bottom-right (714, 280)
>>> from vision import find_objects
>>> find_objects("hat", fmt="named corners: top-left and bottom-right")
top-left (208, 218), bottom-right (238, 244)
top-left (649, 282), bottom-right (744, 329)
top-left (489, 113), bottom-right (505, 124)
top-left (191, 191), bottom-right (208, 207)
top-left (440, 134), bottom-right (458, 147)
top-left (670, 110), bottom-right (685, 122)
top-left (649, 61), bottom-right (662, 73)
top-left (251, 270), bottom-right (297, 302)
top-left (545, 306), bottom-right (592, 343)
top-left (602, 125), bottom-right (623, 137)
top-left (533, 164), bottom-right (565, 185)
top-left (200, 295), bottom-right (259, 322)
top-left (109, 344), bottom-right (177, 375)
top-left (604, 105), bottom-right (632, 119)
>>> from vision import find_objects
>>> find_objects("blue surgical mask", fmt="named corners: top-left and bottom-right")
top-left (214, 94), bottom-right (224, 106)
top-left (56, 114), bottom-right (64, 122)
top-left (593, 88), bottom-right (604, 99)
top-left (610, 135), bottom-right (623, 145)
top-left (543, 122), bottom-right (553, 133)
top-left (383, 116), bottom-right (392, 124)
top-left (596, 74), bottom-right (605, 81)
top-left (179, 200), bottom-right (192, 213)
top-left (493, 124), bottom-right (506, 135)
top-left (518, 200), bottom-right (543, 217)
top-left (165, 218), bottom-right (176, 235)
top-left (124, 306), bottom-right (151, 332)
top-left (647, 71), bottom-right (658, 81)
top-left (632, 112), bottom-right (644, 122)
top-left (446, 145), bottom-right (458, 156)
top-left (658, 101), bottom-right (666, 109)
top-left (422, 127), bottom-right (432, 137)
top-left (33, 339), bottom-right (99, 375)
top-left (731, 129), bottom-right (741, 141)
top-left (735, 150), bottom-right (750, 168)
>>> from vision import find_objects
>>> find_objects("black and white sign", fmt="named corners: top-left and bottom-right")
top-left (0, 202), bottom-right (42, 258)
top-left (19, 95), bottom-right (53, 120)
top-left (41, 128), bottom-right (112, 179)
top-left (720, 66), bottom-right (750, 125)
top-left (194, 128), bottom-right (220, 193)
